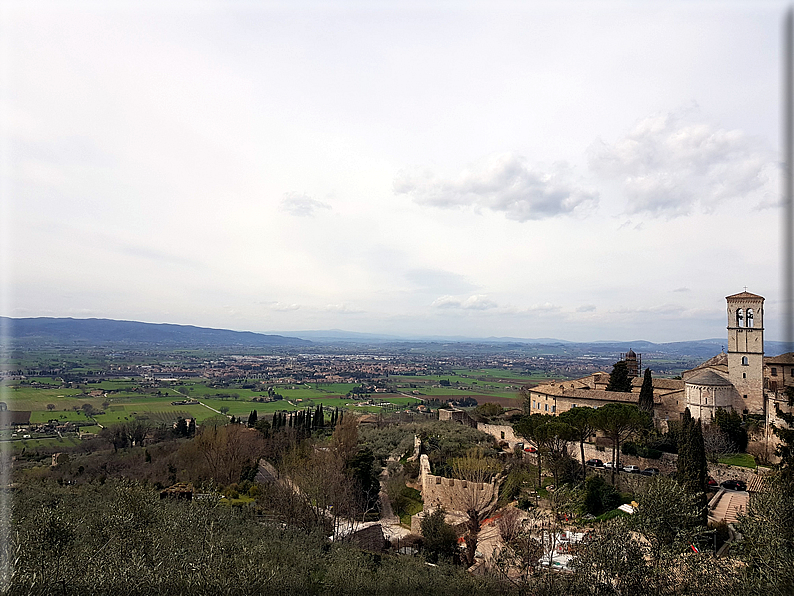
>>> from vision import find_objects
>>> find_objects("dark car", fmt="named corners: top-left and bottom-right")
top-left (586, 459), bottom-right (604, 467)
top-left (720, 479), bottom-right (747, 491)
top-left (641, 468), bottom-right (660, 476)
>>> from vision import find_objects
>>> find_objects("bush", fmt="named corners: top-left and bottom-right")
top-left (584, 475), bottom-right (621, 515)
top-left (420, 508), bottom-right (459, 564)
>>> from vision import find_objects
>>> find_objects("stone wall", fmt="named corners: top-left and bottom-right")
top-left (418, 454), bottom-right (498, 512)
top-left (477, 422), bottom-right (521, 449)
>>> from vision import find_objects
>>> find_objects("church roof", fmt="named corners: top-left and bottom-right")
top-left (686, 370), bottom-right (732, 387)
top-left (686, 352), bottom-right (728, 374)
top-left (765, 352), bottom-right (794, 365)
top-left (726, 291), bottom-right (764, 300)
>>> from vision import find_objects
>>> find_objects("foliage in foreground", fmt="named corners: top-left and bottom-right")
top-left (3, 480), bottom-right (498, 596)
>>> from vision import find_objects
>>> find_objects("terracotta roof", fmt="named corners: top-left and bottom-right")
top-left (726, 291), bottom-right (764, 300)
top-left (685, 352), bottom-right (728, 375)
top-left (529, 386), bottom-right (656, 404)
top-left (765, 352), bottom-right (794, 365)
top-left (686, 370), bottom-right (732, 387)
top-left (630, 377), bottom-right (685, 391)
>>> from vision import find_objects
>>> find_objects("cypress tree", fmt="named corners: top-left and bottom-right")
top-left (638, 368), bottom-right (654, 413)
top-left (676, 408), bottom-right (708, 522)
top-left (606, 360), bottom-right (632, 392)
top-left (248, 410), bottom-right (258, 427)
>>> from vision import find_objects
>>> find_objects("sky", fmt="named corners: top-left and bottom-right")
top-left (1, 1), bottom-right (790, 343)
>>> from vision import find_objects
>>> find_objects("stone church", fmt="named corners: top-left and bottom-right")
top-left (525, 290), bottom-right (793, 436)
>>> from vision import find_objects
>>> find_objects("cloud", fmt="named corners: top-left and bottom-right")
top-left (323, 303), bottom-right (364, 314)
top-left (270, 302), bottom-right (301, 311)
top-left (431, 294), bottom-right (498, 310)
top-left (576, 304), bottom-right (597, 312)
top-left (279, 192), bottom-right (331, 217)
top-left (588, 106), bottom-right (776, 217)
top-left (672, 287), bottom-right (690, 293)
top-left (405, 268), bottom-right (477, 294)
top-left (394, 153), bottom-right (598, 221)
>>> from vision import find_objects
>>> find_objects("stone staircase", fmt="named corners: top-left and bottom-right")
top-left (708, 489), bottom-right (748, 525)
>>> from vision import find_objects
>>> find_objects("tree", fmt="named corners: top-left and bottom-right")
top-left (584, 475), bottom-right (621, 515)
top-left (46, 404), bottom-right (55, 412)
top-left (676, 409), bottom-right (707, 493)
top-left (173, 417), bottom-right (188, 437)
top-left (533, 421), bottom-right (576, 486)
top-left (771, 385), bottom-right (794, 465)
top-left (676, 408), bottom-right (708, 524)
top-left (593, 403), bottom-right (651, 483)
top-left (606, 360), bottom-right (632, 392)
top-left (420, 508), bottom-right (458, 563)
top-left (713, 407), bottom-right (748, 453)
top-left (558, 406), bottom-right (595, 480)
top-left (739, 472), bottom-right (794, 594)
top-left (702, 424), bottom-right (734, 463)
top-left (248, 410), bottom-right (258, 428)
top-left (219, 406), bottom-right (230, 416)
top-left (638, 368), bottom-right (654, 413)
top-left (450, 449), bottom-right (502, 567)
top-left (514, 413), bottom-right (553, 489)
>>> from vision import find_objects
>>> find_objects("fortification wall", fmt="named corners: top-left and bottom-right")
top-left (477, 423), bottom-right (521, 449)
top-left (418, 454), bottom-right (498, 512)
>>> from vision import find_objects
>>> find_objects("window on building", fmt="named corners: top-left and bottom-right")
top-left (501, 431), bottom-right (505, 439)
top-left (743, 373), bottom-right (746, 379)
top-left (747, 308), bottom-right (754, 328)
top-left (544, 404), bottom-right (548, 411)
top-left (552, 405), bottom-right (556, 413)
top-left (772, 367), bottom-right (778, 376)
top-left (736, 308), bottom-right (744, 327)
top-left (743, 395), bottom-right (748, 399)
top-left (742, 356), bottom-right (749, 366)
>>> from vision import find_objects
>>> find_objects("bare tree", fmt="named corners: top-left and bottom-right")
top-left (450, 449), bottom-right (502, 567)
top-left (702, 424), bottom-right (734, 463)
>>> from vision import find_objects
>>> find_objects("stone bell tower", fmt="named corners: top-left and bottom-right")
top-left (726, 290), bottom-right (765, 415)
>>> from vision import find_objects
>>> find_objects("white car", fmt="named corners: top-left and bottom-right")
top-left (603, 462), bottom-right (616, 469)
top-left (623, 465), bottom-right (641, 474)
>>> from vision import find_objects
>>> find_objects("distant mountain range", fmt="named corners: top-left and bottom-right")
top-left (1, 317), bottom-right (311, 348)
top-left (2, 317), bottom-right (790, 358)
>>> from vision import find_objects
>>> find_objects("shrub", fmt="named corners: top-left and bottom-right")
top-left (584, 475), bottom-right (621, 515)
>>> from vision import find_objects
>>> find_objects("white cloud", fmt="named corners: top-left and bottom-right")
top-left (323, 303), bottom-right (364, 314)
top-left (576, 304), bottom-right (596, 312)
top-left (589, 106), bottom-right (776, 217)
top-left (279, 192), bottom-right (332, 217)
top-left (394, 153), bottom-right (598, 222)
top-left (431, 295), bottom-right (498, 310)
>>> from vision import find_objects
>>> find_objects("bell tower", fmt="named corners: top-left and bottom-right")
top-left (726, 290), bottom-right (764, 414)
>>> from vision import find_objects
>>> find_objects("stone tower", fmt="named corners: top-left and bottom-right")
top-left (726, 290), bottom-right (765, 415)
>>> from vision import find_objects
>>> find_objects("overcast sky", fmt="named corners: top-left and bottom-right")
top-left (2, 1), bottom-right (789, 342)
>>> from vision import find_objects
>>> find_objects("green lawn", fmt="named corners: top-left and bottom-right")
top-left (719, 453), bottom-right (756, 468)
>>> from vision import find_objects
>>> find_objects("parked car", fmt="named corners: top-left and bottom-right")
top-left (720, 479), bottom-right (747, 491)
top-left (623, 465), bottom-right (641, 474)
top-left (604, 462), bottom-right (617, 470)
top-left (524, 445), bottom-right (538, 453)
top-left (707, 477), bottom-right (719, 490)
top-left (641, 468), bottom-right (660, 476)
top-left (585, 459), bottom-right (604, 467)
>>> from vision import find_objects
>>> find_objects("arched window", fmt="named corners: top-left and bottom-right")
top-left (742, 356), bottom-right (749, 366)
top-left (736, 308), bottom-right (744, 327)
top-left (747, 309), bottom-right (754, 327)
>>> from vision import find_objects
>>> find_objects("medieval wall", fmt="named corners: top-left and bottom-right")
top-left (418, 454), bottom-right (498, 512)
top-left (477, 422), bottom-right (521, 449)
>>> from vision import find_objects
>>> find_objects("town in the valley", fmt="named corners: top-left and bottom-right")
top-left (3, 290), bottom-right (793, 593)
